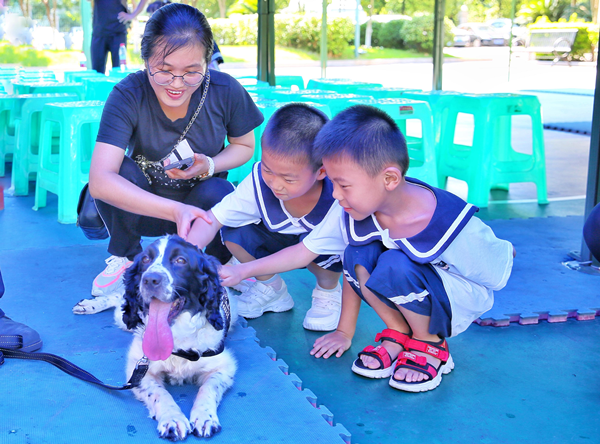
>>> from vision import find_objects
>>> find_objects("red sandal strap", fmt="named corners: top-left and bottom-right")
top-left (375, 329), bottom-right (411, 346)
top-left (405, 338), bottom-right (449, 362)
top-left (358, 345), bottom-right (392, 368)
top-left (396, 351), bottom-right (438, 379)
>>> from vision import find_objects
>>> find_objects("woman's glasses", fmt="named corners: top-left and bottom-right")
top-left (148, 68), bottom-right (205, 87)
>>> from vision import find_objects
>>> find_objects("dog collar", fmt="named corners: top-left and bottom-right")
top-left (171, 289), bottom-right (231, 362)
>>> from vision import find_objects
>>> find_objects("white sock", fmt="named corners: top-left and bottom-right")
top-left (260, 274), bottom-right (283, 291)
top-left (316, 283), bottom-right (341, 292)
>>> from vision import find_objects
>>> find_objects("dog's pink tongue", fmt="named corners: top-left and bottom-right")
top-left (142, 299), bottom-right (174, 361)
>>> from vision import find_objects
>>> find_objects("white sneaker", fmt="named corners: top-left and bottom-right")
top-left (236, 280), bottom-right (294, 318)
top-left (302, 285), bottom-right (342, 331)
top-left (91, 256), bottom-right (132, 297)
top-left (223, 256), bottom-right (256, 293)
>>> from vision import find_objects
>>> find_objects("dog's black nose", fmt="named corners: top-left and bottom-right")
top-left (143, 272), bottom-right (163, 288)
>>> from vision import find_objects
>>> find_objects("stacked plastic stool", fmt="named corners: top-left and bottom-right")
top-left (435, 92), bottom-right (548, 208)
top-left (399, 90), bottom-right (462, 145)
top-left (355, 86), bottom-right (421, 99)
top-left (350, 98), bottom-right (438, 185)
top-left (9, 93), bottom-right (79, 194)
top-left (306, 78), bottom-right (382, 94)
top-left (299, 93), bottom-right (373, 116)
top-left (34, 100), bottom-right (105, 223)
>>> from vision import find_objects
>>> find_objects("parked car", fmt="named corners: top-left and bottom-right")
top-left (452, 27), bottom-right (480, 47)
top-left (486, 18), bottom-right (527, 46)
top-left (456, 23), bottom-right (505, 46)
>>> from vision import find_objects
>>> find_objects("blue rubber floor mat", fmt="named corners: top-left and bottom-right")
top-left (543, 121), bottom-right (591, 135)
top-left (0, 194), bottom-right (350, 443)
top-left (481, 215), bottom-right (599, 326)
top-left (0, 245), bottom-right (350, 444)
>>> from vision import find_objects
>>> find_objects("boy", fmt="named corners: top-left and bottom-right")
top-left (220, 105), bottom-right (515, 392)
top-left (187, 103), bottom-right (343, 331)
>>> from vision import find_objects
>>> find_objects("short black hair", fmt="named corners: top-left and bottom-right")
top-left (141, 3), bottom-right (213, 66)
top-left (262, 103), bottom-right (330, 172)
top-left (313, 105), bottom-right (409, 177)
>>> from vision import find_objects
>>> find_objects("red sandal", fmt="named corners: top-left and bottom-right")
top-left (389, 337), bottom-right (454, 392)
top-left (351, 329), bottom-right (411, 379)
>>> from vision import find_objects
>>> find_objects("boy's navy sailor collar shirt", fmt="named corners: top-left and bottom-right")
top-left (251, 162), bottom-right (336, 233)
top-left (344, 177), bottom-right (479, 264)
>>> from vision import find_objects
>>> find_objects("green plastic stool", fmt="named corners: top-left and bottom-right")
top-left (436, 93), bottom-right (548, 208)
top-left (268, 89), bottom-right (336, 102)
top-left (276, 75), bottom-right (305, 89)
top-left (9, 93), bottom-right (79, 196)
top-left (306, 78), bottom-right (382, 94)
top-left (12, 82), bottom-right (85, 99)
top-left (63, 70), bottom-right (105, 83)
top-left (399, 91), bottom-right (462, 146)
top-left (34, 101), bottom-right (105, 224)
top-left (83, 77), bottom-right (119, 101)
top-left (349, 98), bottom-right (438, 186)
top-left (299, 94), bottom-right (373, 116)
top-left (355, 87), bottom-right (421, 99)
top-left (244, 85), bottom-right (292, 100)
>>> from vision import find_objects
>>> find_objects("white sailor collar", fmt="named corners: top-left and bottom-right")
top-left (251, 162), bottom-right (336, 232)
top-left (344, 177), bottom-right (479, 263)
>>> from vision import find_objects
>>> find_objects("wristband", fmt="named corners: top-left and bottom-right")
top-left (195, 156), bottom-right (214, 181)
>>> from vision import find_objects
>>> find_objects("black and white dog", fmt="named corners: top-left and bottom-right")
top-left (121, 235), bottom-right (236, 441)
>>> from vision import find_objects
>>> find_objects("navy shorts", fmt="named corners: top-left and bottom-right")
top-left (343, 242), bottom-right (452, 338)
top-left (221, 222), bottom-right (343, 272)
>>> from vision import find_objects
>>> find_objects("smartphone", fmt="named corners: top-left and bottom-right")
top-left (164, 139), bottom-right (195, 171)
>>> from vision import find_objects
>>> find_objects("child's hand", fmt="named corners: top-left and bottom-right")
top-left (310, 330), bottom-right (351, 359)
top-left (219, 264), bottom-right (243, 287)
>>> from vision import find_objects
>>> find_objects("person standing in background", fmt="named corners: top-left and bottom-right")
top-left (91, 0), bottom-right (149, 74)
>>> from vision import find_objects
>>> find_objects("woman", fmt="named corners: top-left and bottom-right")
top-left (87, 3), bottom-right (264, 301)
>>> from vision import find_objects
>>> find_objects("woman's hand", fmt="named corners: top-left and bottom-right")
top-left (164, 153), bottom-right (210, 181)
top-left (173, 203), bottom-right (212, 240)
top-left (310, 330), bottom-right (352, 359)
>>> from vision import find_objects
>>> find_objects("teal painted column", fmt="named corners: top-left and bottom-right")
top-left (81, 0), bottom-right (92, 69)
top-left (257, 0), bottom-right (275, 85)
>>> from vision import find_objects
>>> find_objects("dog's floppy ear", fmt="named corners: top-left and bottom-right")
top-left (121, 253), bottom-right (145, 330)
top-left (195, 250), bottom-right (225, 331)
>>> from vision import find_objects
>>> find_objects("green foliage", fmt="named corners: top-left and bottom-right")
top-left (400, 13), bottom-right (454, 53)
top-left (528, 16), bottom-right (599, 59)
top-left (517, 0), bottom-right (570, 23)
top-left (360, 19), bottom-right (408, 49)
top-left (360, 21), bottom-right (384, 46)
top-left (209, 14), bottom-right (354, 57)
top-left (209, 16), bottom-right (258, 45)
top-left (0, 44), bottom-right (51, 67)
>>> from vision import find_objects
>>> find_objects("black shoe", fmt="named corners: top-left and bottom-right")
top-left (0, 310), bottom-right (43, 352)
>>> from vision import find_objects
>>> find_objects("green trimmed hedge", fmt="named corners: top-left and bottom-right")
top-left (528, 16), bottom-right (599, 60)
top-left (401, 13), bottom-right (455, 53)
top-left (208, 14), bottom-right (354, 57)
top-left (359, 15), bottom-right (453, 52)
top-left (360, 20), bottom-right (408, 49)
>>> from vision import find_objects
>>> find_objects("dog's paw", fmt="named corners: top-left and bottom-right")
top-left (72, 294), bottom-right (120, 315)
top-left (190, 410), bottom-right (221, 438)
top-left (157, 413), bottom-right (191, 442)
top-left (72, 298), bottom-right (104, 315)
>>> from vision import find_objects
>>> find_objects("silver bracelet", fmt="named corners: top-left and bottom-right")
top-left (196, 156), bottom-right (214, 181)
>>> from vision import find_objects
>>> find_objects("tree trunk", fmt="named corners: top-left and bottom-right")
top-left (17, 0), bottom-right (31, 17)
top-left (218, 0), bottom-right (226, 17)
